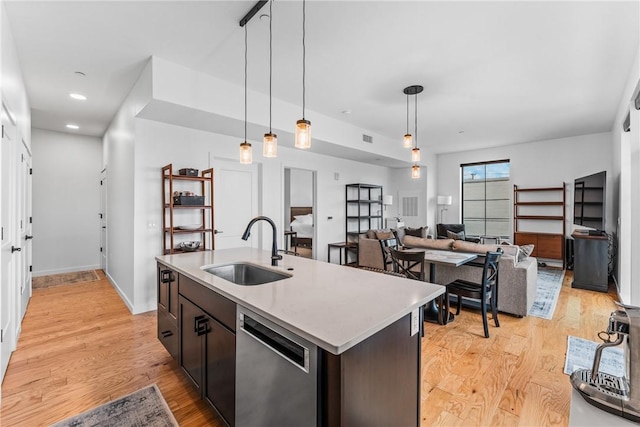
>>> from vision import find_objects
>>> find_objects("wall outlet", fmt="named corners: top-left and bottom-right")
top-left (410, 308), bottom-right (419, 336)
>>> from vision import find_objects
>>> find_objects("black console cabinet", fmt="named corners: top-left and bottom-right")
top-left (571, 231), bottom-right (608, 292)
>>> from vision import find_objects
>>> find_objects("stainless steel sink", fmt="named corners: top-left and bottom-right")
top-left (203, 263), bottom-right (291, 286)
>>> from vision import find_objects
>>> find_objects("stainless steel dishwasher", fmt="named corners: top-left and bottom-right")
top-left (236, 306), bottom-right (318, 426)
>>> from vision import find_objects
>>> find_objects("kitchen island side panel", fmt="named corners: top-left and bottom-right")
top-left (322, 312), bottom-right (420, 427)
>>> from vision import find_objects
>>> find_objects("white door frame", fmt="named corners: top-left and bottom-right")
top-left (100, 168), bottom-right (107, 272)
top-left (0, 102), bottom-right (19, 385)
top-left (18, 140), bottom-right (32, 321)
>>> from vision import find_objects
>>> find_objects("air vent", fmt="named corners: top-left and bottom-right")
top-left (362, 134), bottom-right (373, 143)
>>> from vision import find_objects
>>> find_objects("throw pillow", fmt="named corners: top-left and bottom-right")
top-left (403, 235), bottom-right (454, 250)
top-left (446, 230), bottom-right (466, 240)
top-left (366, 229), bottom-right (377, 239)
top-left (518, 244), bottom-right (535, 262)
top-left (293, 214), bottom-right (313, 225)
top-left (375, 230), bottom-right (394, 240)
top-left (452, 240), bottom-right (500, 254)
top-left (405, 226), bottom-right (428, 238)
top-left (392, 227), bottom-right (406, 244)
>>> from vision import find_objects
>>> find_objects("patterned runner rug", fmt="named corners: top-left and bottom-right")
top-left (50, 384), bottom-right (178, 427)
top-left (528, 267), bottom-right (565, 319)
top-left (563, 335), bottom-right (625, 376)
top-left (33, 270), bottom-right (99, 289)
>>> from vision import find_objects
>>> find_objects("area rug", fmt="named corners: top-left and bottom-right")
top-left (33, 270), bottom-right (99, 289)
top-left (50, 384), bottom-right (178, 427)
top-left (527, 267), bottom-right (565, 319)
top-left (563, 335), bottom-right (625, 377)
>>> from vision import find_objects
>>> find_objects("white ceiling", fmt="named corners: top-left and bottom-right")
top-left (4, 0), bottom-right (639, 162)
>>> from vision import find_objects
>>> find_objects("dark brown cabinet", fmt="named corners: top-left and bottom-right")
top-left (178, 295), bottom-right (236, 427)
top-left (157, 264), bottom-right (178, 360)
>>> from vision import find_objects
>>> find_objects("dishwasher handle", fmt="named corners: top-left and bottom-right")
top-left (240, 313), bottom-right (310, 372)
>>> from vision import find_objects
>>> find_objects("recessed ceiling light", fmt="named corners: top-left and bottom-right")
top-left (66, 124), bottom-right (79, 130)
top-left (458, 130), bottom-right (465, 134)
top-left (342, 110), bottom-right (352, 115)
top-left (69, 93), bottom-right (87, 101)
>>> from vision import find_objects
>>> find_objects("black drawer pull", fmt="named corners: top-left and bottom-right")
top-left (195, 315), bottom-right (210, 336)
top-left (161, 330), bottom-right (173, 338)
top-left (160, 269), bottom-right (174, 283)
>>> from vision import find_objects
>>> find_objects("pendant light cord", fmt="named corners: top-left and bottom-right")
top-left (406, 94), bottom-right (409, 134)
top-left (269, 0), bottom-right (273, 132)
top-left (414, 92), bottom-right (418, 148)
top-left (244, 25), bottom-right (248, 141)
top-left (302, 0), bottom-right (306, 119)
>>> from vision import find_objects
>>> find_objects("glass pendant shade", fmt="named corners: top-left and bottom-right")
top-left (403, 134), bottom-right (413, 148)
top-left (295, 119), bottom-right (312, 149)
top-left (239, 141), bottom-right (252, 164)
top-left (411, 164), bottom-right (421, 179)
top-left (411, 147), bottom-right (421, 162)
top-left (263, 132), bottom-right (277, 157)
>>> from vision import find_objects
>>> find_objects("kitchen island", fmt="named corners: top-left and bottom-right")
top-left (156, 247), bottom-right (444, 427)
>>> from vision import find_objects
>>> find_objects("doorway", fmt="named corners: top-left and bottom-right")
top-left (283, 168), bottom-right (316, 259)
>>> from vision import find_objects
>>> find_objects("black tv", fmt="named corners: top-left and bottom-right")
top-left (573, 171), bottom-right (606, 234)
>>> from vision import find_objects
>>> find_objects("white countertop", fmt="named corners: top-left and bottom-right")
top-left (156, 247), bottom-right (444, 355)
top-left (569, 389), bottom-right (638, 426)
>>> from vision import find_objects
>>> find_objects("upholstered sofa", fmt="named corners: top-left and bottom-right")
top-left (401, 235), bottom-right (538, 317)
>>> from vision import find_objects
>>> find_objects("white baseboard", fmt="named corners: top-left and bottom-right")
top-left (105, 271), bottom-right (135, 313)
top-left (32, 264), bottom-right (100, 277)
top-left (104, 272), bottom-right (156, 315)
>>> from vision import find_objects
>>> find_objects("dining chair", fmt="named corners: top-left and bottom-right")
top-left (444, 249), bottom-right (502, 338)
top-left (378, 238), bottom-right (399, 271)
top-left (389, 248), bottom-right (426, 282)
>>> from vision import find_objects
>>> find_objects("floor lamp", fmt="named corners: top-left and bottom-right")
top-left (437, 195), bottom-right (452, 224)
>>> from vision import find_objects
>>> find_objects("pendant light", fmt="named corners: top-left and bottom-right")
top-left (403, 93), bottom-right (412, 148)
top-left (240, 25), bottom-right (252, 164)
top-left (294, 0), bottom-right (311, 149)
top-left (403, 85), bottom-right (423, 179)
top-left (263, 0), bottom-right (277, 157)
top-left (411, 164), bottom-right (421, 179)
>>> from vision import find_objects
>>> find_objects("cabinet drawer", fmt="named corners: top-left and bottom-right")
top-left (158, 312), bottom-right (178, 360)
top-left (179, 275), bottom-right (236, 332)
top-left (537, 235), bottom-right (563, 259)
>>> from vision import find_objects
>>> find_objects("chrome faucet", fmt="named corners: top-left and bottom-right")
top-left (241, 216), bottom-right (283, 266)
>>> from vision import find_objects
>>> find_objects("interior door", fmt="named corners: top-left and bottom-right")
top-left (212, 158), bottom-right (258, 250)
top-left (100, 169), bottom-right (107, 271)
top-left (1, 103), bottom-right (18, 382)
top-left (18, 142), bottom-right (32, 320)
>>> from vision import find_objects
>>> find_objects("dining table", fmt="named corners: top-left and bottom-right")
top-left (416, 249), bottom-right (479, 324)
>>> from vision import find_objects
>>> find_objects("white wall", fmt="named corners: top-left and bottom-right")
top-left (611, 46), bottom-right (640, 305)
top-left (1, 1), bottom-right (30, 148)
top-left (130, 118), bottom-right (390, 313)
top-left (436, 132), bottom-right (614, 239)
top-left (290, 169), bottom-right (313, 206)
top-left (31, 129), bottom-right (102, 275)
top-left (102, 60), bottom-right (153, 312)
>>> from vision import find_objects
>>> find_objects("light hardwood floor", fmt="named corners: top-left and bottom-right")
top-left (0, 269), bottom-right (618, 426)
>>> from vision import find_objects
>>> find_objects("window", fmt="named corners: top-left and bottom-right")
top-left (461, 160), bottom-right (510, 238)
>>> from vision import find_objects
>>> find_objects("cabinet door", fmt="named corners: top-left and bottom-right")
top-left (205, 318), bottom-right (236, 427)
top-left (179, 296), bottom-right (206, 394)
top-left (158, 266), bottom-right (178, 323)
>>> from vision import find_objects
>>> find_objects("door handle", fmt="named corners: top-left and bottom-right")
top-left (25, 235), bottom-right (34, 240)
top-left (11, 246), bottom-right (21, 253)
top-left (214, 229), bottom-right (223, 234)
